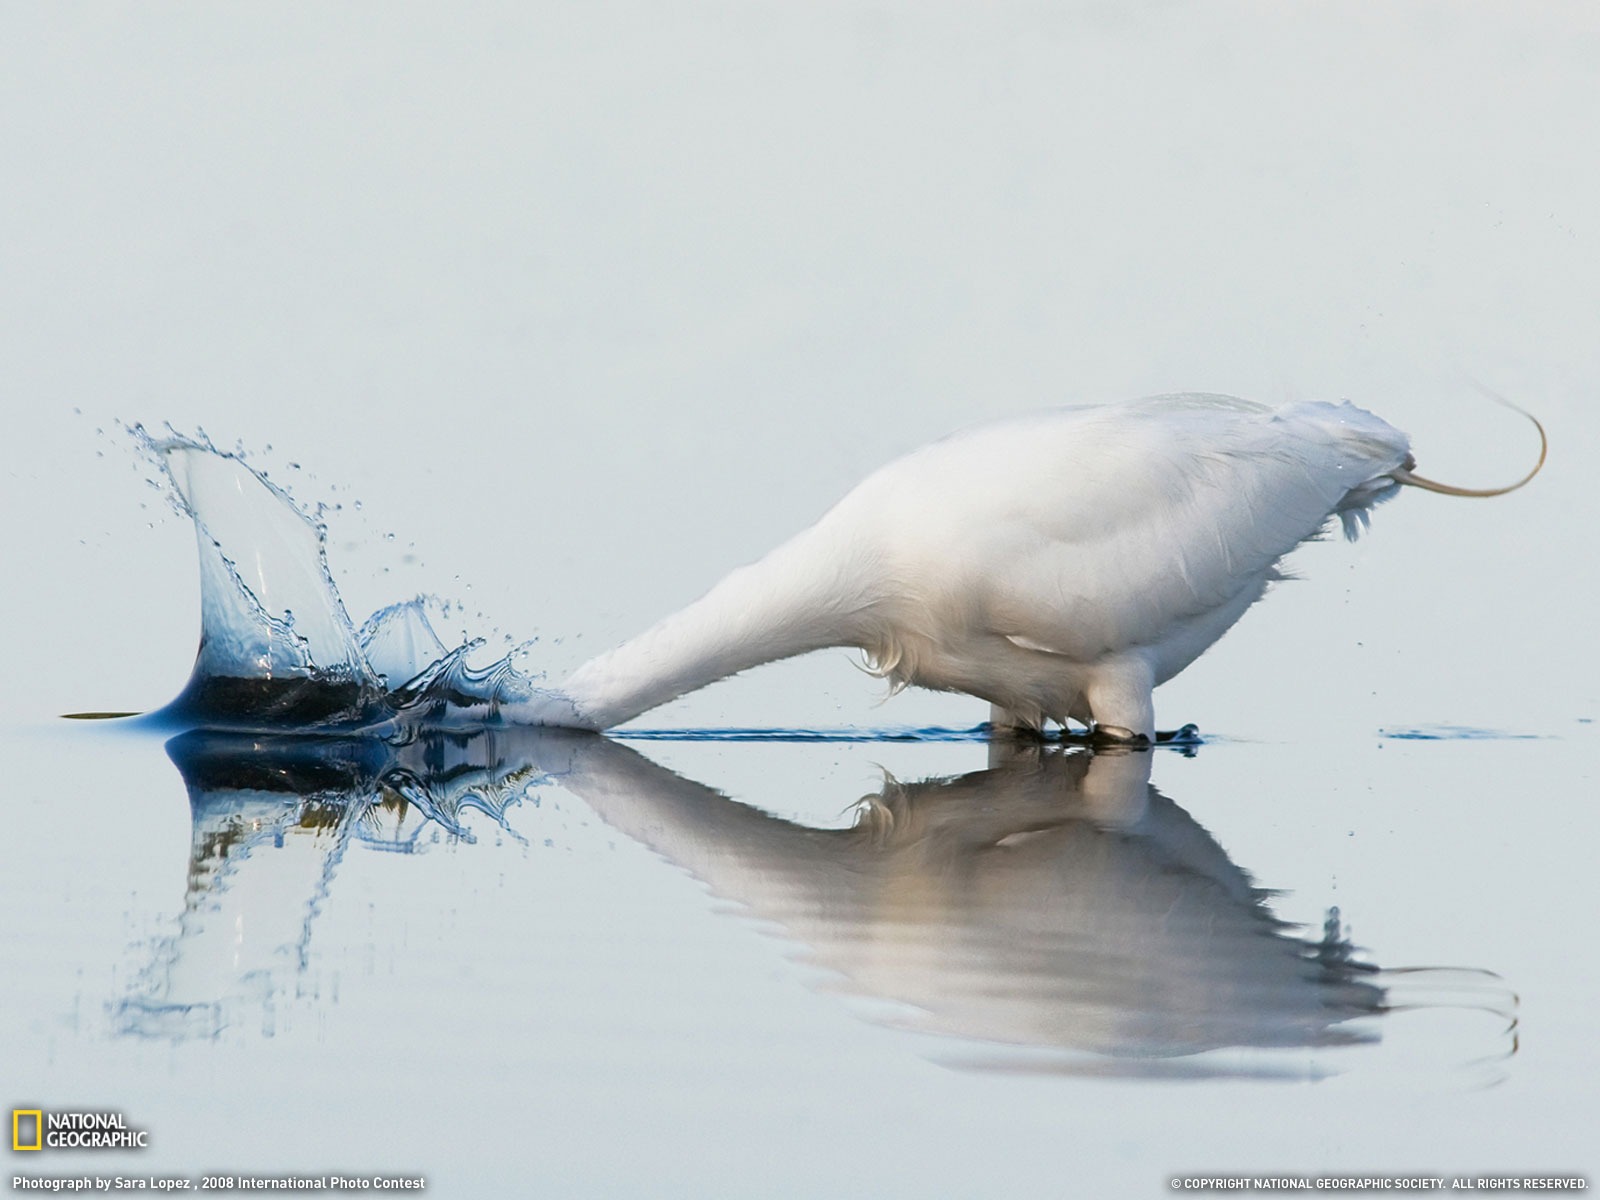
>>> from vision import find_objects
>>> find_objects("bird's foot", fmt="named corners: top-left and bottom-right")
top-left (1089, 724), bottom-right (1151, 749)
top-left (983, 704), bottom-right (1050, 741)
top-left (981, 721), bottom-right (1051, 741)
top-left (1155, 723), bottom-right (1202, 746)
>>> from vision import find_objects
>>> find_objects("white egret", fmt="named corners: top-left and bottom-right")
top-left (512, 393), bottom-right (1544, 740)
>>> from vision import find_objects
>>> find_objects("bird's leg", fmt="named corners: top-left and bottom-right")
top-left (986, 703), bottom-right (1044, 736)
top-left (985, 703), bottom-right (1049, 767)
top-left (1085, 656), bottom-right (1156, 746)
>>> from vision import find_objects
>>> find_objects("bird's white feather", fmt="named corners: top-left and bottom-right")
top-left (512, 394), bottom-right (1411, 736)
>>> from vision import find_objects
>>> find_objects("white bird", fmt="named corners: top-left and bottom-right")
top-left (510, 394), bottom-right (1544, 741)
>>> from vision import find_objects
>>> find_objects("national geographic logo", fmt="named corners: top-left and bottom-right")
top-left (11, 1109), bottom-right (149, 1152)
top-left (12, 1111), bottom-right (41, 1152)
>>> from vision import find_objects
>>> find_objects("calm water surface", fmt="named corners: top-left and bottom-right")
top-left (4, 715), bottom-right (1594, 1195)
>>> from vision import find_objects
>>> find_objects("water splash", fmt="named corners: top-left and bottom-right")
top-left (132, 428), bottom-right (548, 731)
top-left (357, 597), bottom-right (449, 689)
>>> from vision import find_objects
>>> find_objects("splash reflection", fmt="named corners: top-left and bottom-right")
top-left (121, 729), bottom-right (1515, 1079)
top-left (116, 729), bottom-right (529, 1038)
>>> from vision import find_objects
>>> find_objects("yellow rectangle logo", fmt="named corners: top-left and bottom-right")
top-left (12, 1109), bottom-right (43, 1151)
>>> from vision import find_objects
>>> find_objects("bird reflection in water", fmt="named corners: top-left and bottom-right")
top-left (122, 727), bottom-right (1515, 1080)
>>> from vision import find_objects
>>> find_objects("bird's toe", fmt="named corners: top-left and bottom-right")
top-left (1090, 724), bottom-right (1151, 748)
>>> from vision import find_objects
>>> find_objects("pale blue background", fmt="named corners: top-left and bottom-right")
top-left (2, 3), bottom-right (1596, 1195)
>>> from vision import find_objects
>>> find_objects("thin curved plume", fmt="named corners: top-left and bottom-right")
top-left (1395, 398), bottom-right (1547, 498)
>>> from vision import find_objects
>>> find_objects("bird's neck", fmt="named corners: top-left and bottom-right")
top-left (557, 527), bottom-right (872, 729)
